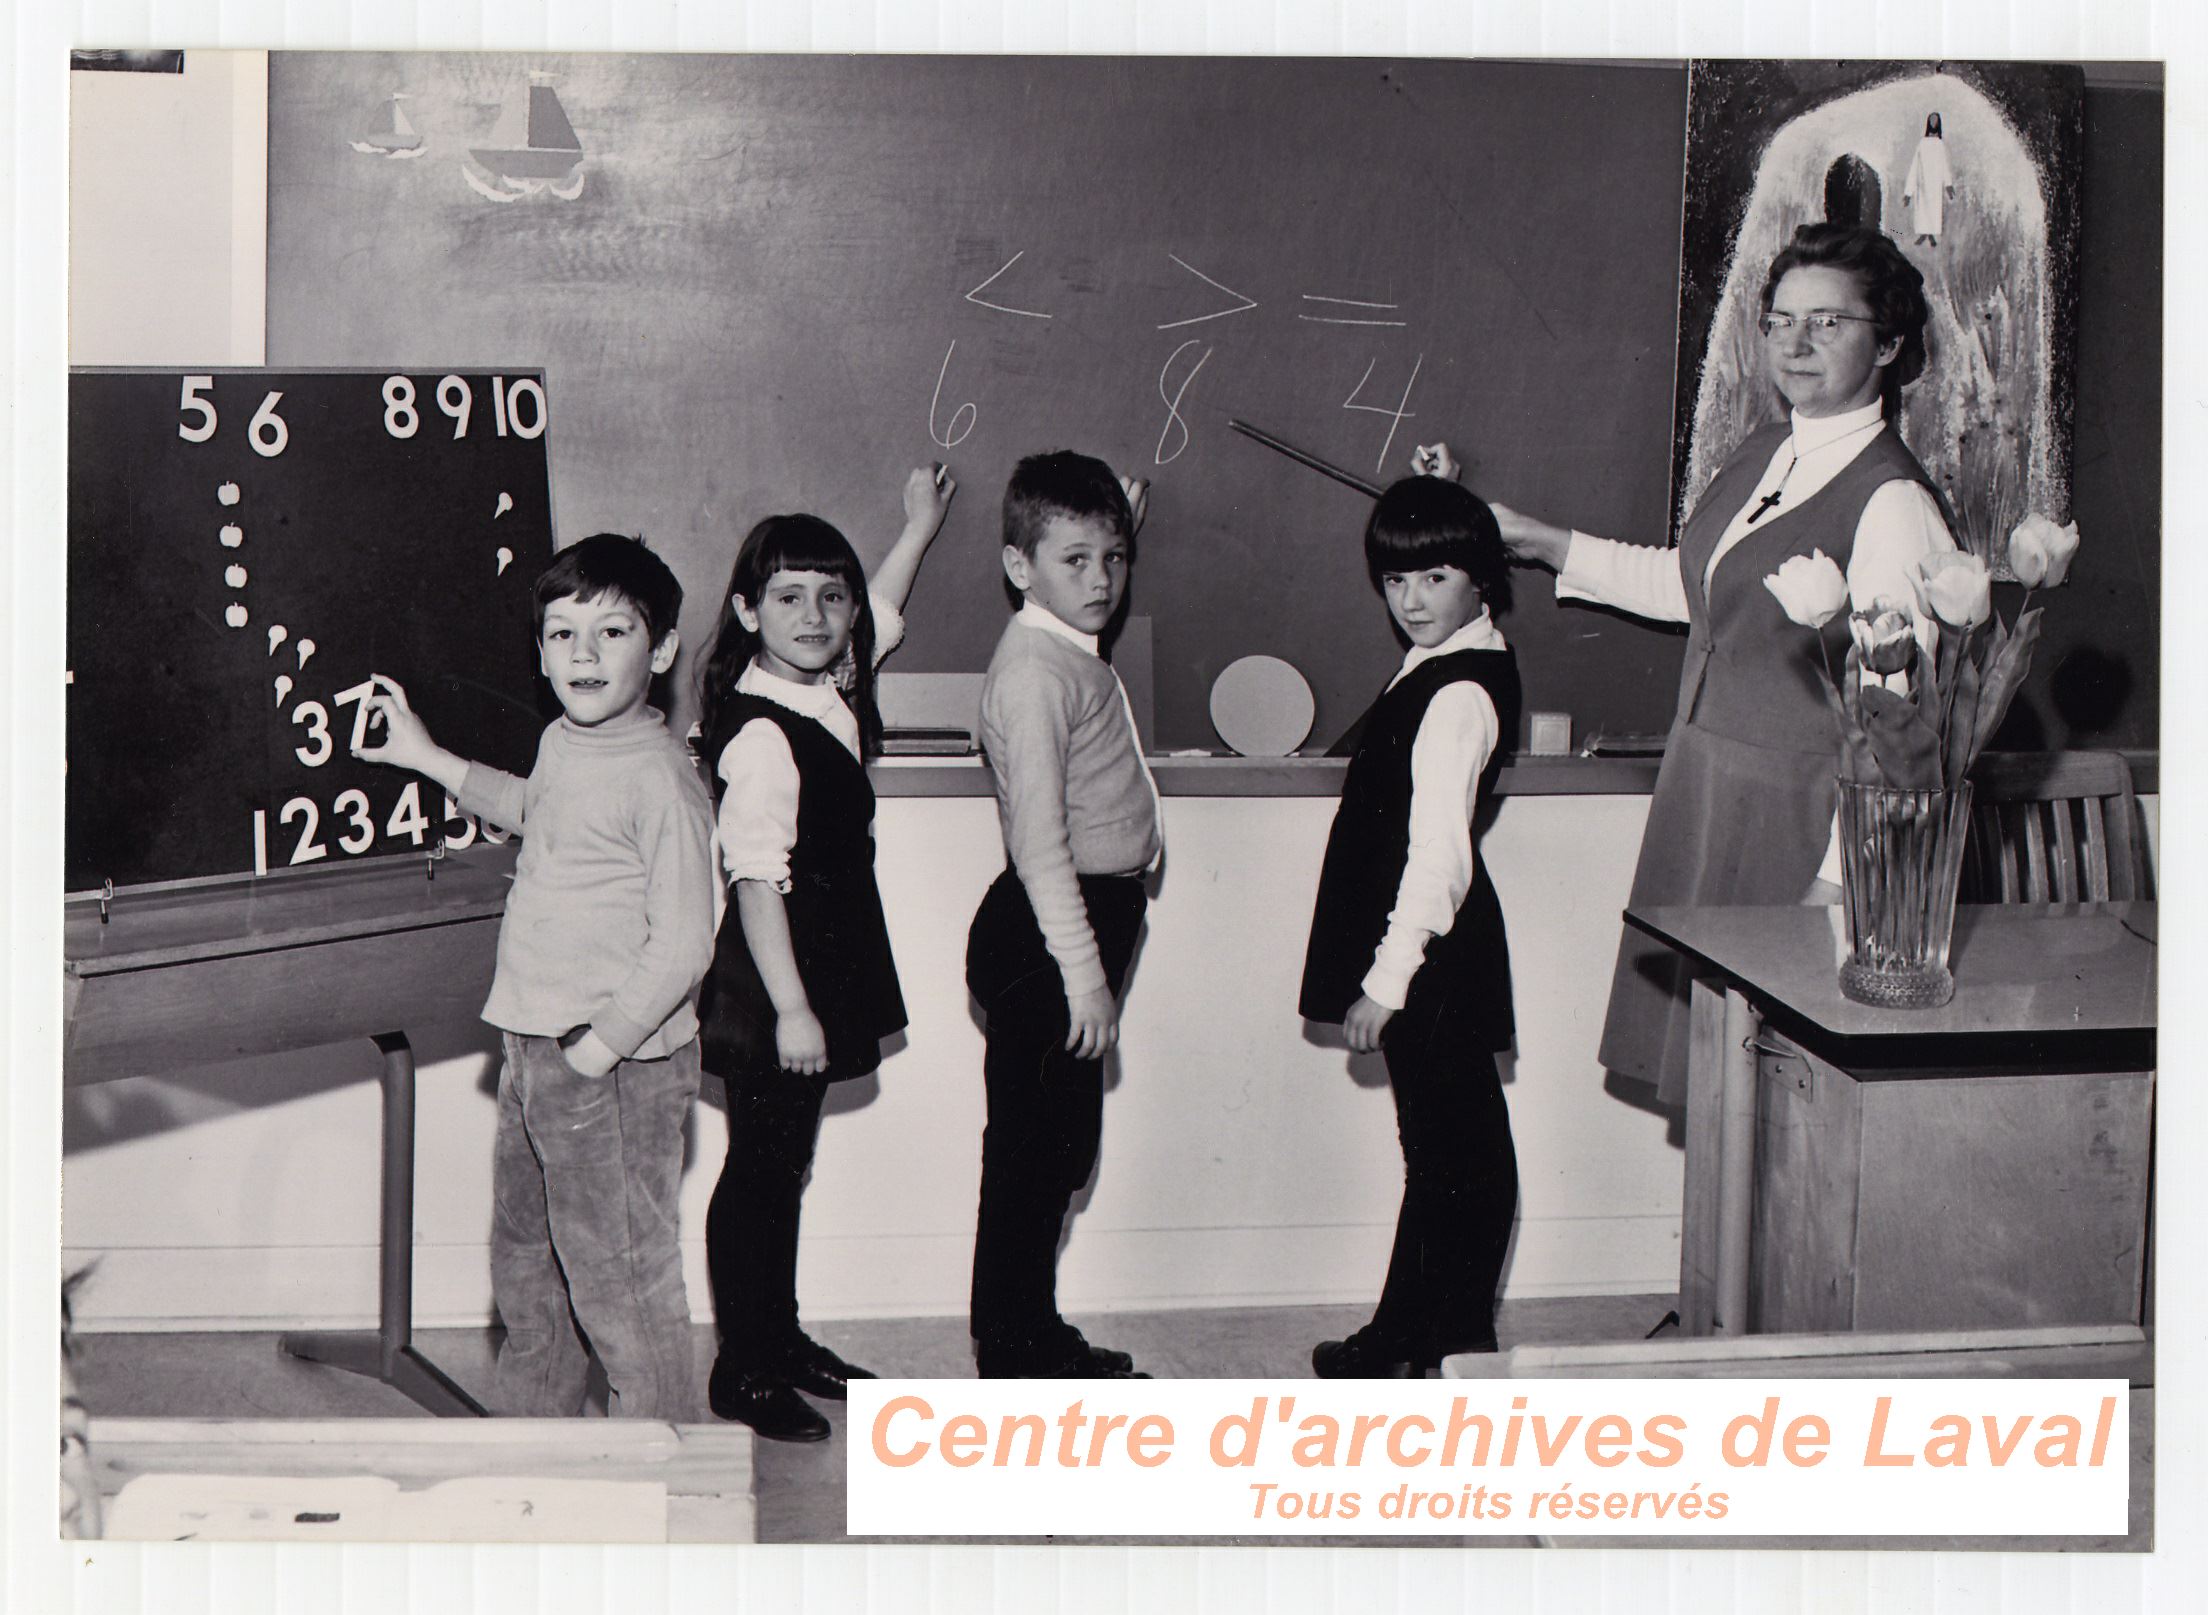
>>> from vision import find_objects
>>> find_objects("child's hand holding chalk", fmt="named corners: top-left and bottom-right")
top-left (1410, 442), bottom-right (1461, 480)
top-left (1117, 474), bottom-right (1150, 537)
top-left (903, 463), bottom-right (957, 542)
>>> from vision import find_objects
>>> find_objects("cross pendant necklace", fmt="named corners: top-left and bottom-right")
top-left (1745, 451), bottom-right (1799, 525)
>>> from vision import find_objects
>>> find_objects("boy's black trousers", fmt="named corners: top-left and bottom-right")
top-left (965, 868), bottom-right (1147, 1367)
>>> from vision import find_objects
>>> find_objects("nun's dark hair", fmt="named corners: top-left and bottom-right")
top-left (1762, 222), bottom-right (1933, 412)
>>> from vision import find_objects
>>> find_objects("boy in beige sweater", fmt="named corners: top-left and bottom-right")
top-left (359, 535), bottom-right (714, 1417)
top-left (966, 451), bottom-right (1159, 1378)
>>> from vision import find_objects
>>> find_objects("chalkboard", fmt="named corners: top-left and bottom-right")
top-left (67, 370), bottom-right (556, 891)
top-left (257, 56), bottom-right (2157, 757)
top-left (262, 54), bottom-right (1693, 752)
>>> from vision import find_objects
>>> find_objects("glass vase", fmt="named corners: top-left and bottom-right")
top-left (1835, 779), bottom-right (1974, 1009)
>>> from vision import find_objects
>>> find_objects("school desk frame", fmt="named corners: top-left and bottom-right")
top-left (63, 848), bottom-right (521, 1417)
top-left (1626, 901), bottom-right (2157, 1339)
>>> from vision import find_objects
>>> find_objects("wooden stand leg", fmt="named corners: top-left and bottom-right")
top-left (279, 1032), bottom-right (488, 1417)
top-left (1679, 979), bottom-right (1727, 1335)
top-left (1714, 988), bottom-right (1761, 1336)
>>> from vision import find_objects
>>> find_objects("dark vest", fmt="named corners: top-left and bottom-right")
top-left (1674, 419), bottom-right (1940, 754)
top-left (1298, 648), bottom-right (1520, 1051)
top-left (699, 696), bottom-right (907, 1081)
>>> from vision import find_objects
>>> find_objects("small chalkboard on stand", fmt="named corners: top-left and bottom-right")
top-left (67, 369), bottom-right (557, 894)
top-left (65, 368), bottom-right (563, 1418)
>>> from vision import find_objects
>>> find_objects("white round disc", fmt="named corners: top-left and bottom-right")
top-left (1209, 654), bottom-right (1315, 757)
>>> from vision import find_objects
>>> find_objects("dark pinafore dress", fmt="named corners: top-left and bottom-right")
top-left (698, 696), bottom-right (906, 1083)
top-left (1601, 420), bottom-right (1940, 1104)
top-left (1298, 647), bottom-right (1523, 1053)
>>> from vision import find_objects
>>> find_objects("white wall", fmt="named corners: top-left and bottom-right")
top-left (63, 790), bottom-right (1691, 1330)
top-left (69, 52), bottom-right (267, 367)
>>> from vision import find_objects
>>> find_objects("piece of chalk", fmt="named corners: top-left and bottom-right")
top-left (932, 463), bottom-right (948, 488)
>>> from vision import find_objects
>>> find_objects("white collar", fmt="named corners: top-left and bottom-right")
top-left (1789, 399), bottom-right (1885, 457)
top-left (1394, 609), bottom-right (1506, 681)
top-left (736, 656), bottom-right (852, 721)
top-left (1015, 599), bottom-right (1101, 657)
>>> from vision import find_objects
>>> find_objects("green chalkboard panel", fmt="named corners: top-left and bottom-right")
top-left (67, 369), bottom-right (556, 891)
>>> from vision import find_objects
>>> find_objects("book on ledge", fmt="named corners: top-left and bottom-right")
top-left (880, 727), bottom-right (975, 757)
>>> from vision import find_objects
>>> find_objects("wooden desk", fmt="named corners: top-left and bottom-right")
top-left (1626, 902), bottom-right (2157, 1338)
top-left (66, 849), bottom-right (519, 1415)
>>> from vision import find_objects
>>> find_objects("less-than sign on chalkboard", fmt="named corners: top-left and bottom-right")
top-left (67, 370), bottom-right (558, 892)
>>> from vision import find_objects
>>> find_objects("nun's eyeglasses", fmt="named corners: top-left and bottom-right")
top-left (1758, 311), bottom-right (1881, 341)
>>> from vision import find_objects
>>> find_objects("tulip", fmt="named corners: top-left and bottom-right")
top-left (1763, 549), bottom-right (1850, 629)
top-left (2008, 513), bottom-right (2081, 589)
top-left (1916, 550), bottom-right (1992, 630)
top-left (1849, 604), bottom-right (1918, 676)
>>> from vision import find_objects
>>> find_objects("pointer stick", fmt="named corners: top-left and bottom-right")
top-left (1227, 419), bottom-right (1386, 498)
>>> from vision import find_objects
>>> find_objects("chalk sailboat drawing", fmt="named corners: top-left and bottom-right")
top-left (349, 93), bottom-right (425, 158)
top-left (464, 72), bottom-right (585, 201)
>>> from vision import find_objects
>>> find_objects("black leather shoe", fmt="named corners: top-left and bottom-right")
top-left (709, 1367), bottom-right (832, 1443)
top-left (1311, 1326), bottom-right (1421, 1379)
top-left (977, 1335), bottom-right (1150, 1379)
top-left (1019, 1348), bottom-right (1150, 1380)
top-left (770, 1334), bottom-right (876, 1401)
top-left (1068, 1332), bottom-right (1135, 1374)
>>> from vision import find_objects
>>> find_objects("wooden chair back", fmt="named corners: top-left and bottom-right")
top-left (1963, 750), bottom-right (2146, 904)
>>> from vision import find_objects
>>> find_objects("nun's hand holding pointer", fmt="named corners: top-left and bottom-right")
top-left (1488, 501), bottom-right (1575, 573)
top-left (1411, 443), bottom-right (1573, 572)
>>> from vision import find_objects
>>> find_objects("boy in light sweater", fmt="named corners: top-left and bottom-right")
top-left (966, 451), bottom-right (1159, 1379)
top-left (358, 535), bottom-right (715, 1417)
